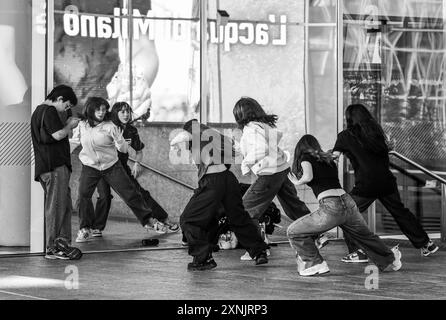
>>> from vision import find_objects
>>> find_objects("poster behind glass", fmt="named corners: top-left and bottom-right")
top-left (54, 0), bottom-right (199, 123)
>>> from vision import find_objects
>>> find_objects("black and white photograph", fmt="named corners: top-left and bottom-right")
top-left (0, 0), bottom-right (445, 306)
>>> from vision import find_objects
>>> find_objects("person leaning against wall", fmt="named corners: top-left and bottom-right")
top-left (30, 85), bottom-right (81, 260)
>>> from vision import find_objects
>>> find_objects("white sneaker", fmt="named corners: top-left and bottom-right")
top-left (240, 249), bottom-right (270, 261)
top-left (389, 245), bottom-right (402, 271)
top-left (75, 228), bottom-right (91, 243)
top-left (91, 229), bottom-right (102, 238)
top-left (145, 219), bottom-right (168, 234)
top-left (298, 261), bottom-right (330, 276)
top-left (296, 255), bottom-right (305, 273)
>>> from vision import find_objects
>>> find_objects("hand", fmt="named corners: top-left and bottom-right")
top-left (110, 125), bottom-right (124, 142)
top-left (287, 172), bottom-right (300, 185)
top-left (132, 162), bottom-right (142, 178)
top-left (66, 117), bottom-right (80, 129)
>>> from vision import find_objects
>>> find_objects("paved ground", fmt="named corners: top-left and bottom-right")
top-left (0, 234), bottom-right (444, 300)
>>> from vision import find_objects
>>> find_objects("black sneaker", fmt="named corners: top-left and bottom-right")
top-left (421, 240), bottom-right (439, 257)
top-left (45, 249), bottom-right (70, 260)
top-left (163, 219), bottom-right (180, 233)
top-left (187, 258), bottom-right (217, 271)
top-left (255, 252), bottom-right (268, 265)
top-left (54, 238), bottom-right (83, 260)
top-left (341, 249), bottom-right (369, 263)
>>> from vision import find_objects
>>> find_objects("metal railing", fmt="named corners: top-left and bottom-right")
top-left (128, 157), bottom-right (196, 191)
top-left (389, 151), bottom-right (446, 242)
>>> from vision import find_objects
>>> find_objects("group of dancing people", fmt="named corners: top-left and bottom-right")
top-left (31, 85), bottom-right (439, 275)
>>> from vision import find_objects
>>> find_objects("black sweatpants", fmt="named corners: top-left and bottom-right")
top-left (180, 170), bottom-right (268, 264)
top-left (344, 191), bottom-right (430, 253)
top-left (78, 162), bottom-right (153, 229)
top-left (92, 161), bottom-right (169, 231)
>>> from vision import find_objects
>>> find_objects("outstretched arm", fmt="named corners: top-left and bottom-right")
top-left (288, 161), bottom-right (313, 186)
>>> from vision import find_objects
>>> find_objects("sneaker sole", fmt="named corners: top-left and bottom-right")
top-left (55, 256), bottom-right (70, 260)
top-left (241, 250), bottom-right (271, 261)
top-left (188, 265), bottom-right (217, 271)
top-left (45, 254), bottom-right (69, 260)
top-left (299, 269), bottom-right (330, 277)
top-left (341, 259), bottom-right (369, 263)
top-left (255, 259), bottom-right (268, 266)
top-left (422, 246), bottom-right (439, 257)
top-left (75, 238), bottom-right (91, 243)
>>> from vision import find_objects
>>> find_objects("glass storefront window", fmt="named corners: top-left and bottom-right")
top-left (307, 0), bottom-right (338, 151)
top-left (207, 0), bottom-right (305, 155)
top-left (342, 0), bottom-right (446, 235)
top-left (1, 0), bottom-right (444, 257)
top-left (53, 0), bottom-right (199, 123)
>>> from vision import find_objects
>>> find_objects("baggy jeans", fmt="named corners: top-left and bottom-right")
top-left (39, 165), bottom-right (73, 250)
top-left (287, 193), bottom-right (395, 271)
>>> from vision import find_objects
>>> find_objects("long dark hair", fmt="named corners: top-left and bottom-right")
top-left (81, 97), bottom-right (110, 127)
top-left (345, 104), bottom-right (389, 154)
top-left (292, 134), bottom-right (334, 175)
top-left (233, 97), bottom-right (278, 129)
top-left (110, 101), bottom-right (133, 128)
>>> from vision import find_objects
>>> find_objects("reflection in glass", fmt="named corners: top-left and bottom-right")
top-left (342, 0), bottom-right (446, 235)
top-left (207, 1), bottom-right (305, 157)
top-left (306, 0), bottom-right (337, 150)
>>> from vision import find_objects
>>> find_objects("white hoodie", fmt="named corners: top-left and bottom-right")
top-left (239, 122), bottom-right (290, 176)
top-left (70, 121), bottom-right (128, 171)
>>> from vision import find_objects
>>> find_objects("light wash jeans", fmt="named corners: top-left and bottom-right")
top-left (39, 165), bottom-right (73, 250)
top-left (287, 193), bottom-right (394, 271)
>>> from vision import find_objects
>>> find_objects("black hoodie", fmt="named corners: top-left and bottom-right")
top-left (183, 120), bottom-right (235, 180)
